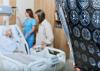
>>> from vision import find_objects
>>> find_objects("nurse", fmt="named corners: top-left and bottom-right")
top-left (18, 9), bottom-right (36, 49)
top-left (34, 9), bottom-right (54, 48)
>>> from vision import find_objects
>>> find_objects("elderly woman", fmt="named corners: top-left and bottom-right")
top-left (5, 28), bottom-right (12, 37)
top-left (0, 28), bottom-right (17, 53)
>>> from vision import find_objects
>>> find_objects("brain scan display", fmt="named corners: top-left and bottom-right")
top-left (74, 40), bottom-right (79, 48)
top-left (92, 11), bottom-right (100, 29)
top-left (82, 54), bottom-right (88, 62)
top-left (98, 61), bottom-right (100, 69)
top-left (95, 47), bottom-right (100, 56)
top-left (79, 0), bottom-right (89, 9)
top-left (79, 42), bottom-right (86, 51)
top-left (95, 47), bottom-right (100, 52)
top-left (68, 0), bottom-right (77, 9)
top-left (87, 44), bottom-right (95, 54)
top-left (83, 66), bottom-right (88, 71)
top-left (70, 11), bottom-right (79, 25)
top-left (89, 57), bottom-right (96, 67)
top-left (56, 0), bottom-right (100, 70)
top-left (82, 28), bottom-right (91, 40)
top-left (92, 0), bottom-right (100, 9)
top-left (75, 51), bottom-right (81, 59)
top-left (73, 27), bottom-right (80, 37)
top-left (97, 52), bottom-right (100, 56)
top-left (93, 30), bottom-right (100, 44)
top-left (80, 11), bottom-right (90, 26)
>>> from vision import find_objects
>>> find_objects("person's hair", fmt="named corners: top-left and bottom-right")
top-left (26, 9), bottom-right (34, 18)
top-left (35, 9), bottom-right (45, 23)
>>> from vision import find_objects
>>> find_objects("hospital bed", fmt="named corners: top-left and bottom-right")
top-left (0, 6), bottom-right (66, 71)
top-left (30, 47), bottom-right (66, 71)
top-left (0, 25), bottom-right (29, 54)
top-left (1, 47), bottom-right (66, 71)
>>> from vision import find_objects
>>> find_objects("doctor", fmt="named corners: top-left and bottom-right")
top-left (34, 9), bottom-right (54, 48)
top-left (18, 9), bottom-right (36, 49)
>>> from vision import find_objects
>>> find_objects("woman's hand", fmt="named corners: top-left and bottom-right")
top-left (41, 40), bottom-right (45, 48)
top-left (41, 40), bottom-right (44, 45)
top-left (33, 44), bottom-right (37, 48)
top-left (75, 68), bottom-right (81, 71)
top-left (17, 16), bottom-right (21, 22)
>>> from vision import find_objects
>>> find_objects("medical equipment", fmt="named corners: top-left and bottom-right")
top-left (0, 6), bottom-right (13, 16)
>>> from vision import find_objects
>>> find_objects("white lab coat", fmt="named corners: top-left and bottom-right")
top-left (36, 19), bottom-right (54, 47)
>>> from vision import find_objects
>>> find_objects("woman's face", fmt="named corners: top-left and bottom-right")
top-left (34, 14), bottom-right (39, 23)
top-left (25, 12), bottom-right (29, 17)
top-left (5, 29), bottom-right (12, 37)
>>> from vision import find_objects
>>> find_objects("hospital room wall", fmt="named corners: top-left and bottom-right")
top-left (9, 0), bottom-right (16, 25)
top-left (34, 0), bottom-right (55, 27)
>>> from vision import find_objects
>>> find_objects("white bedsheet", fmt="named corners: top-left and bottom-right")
top-left (2, 53), bottom-right (48, 71)
top-left (0, 36), bottom-right (17, 53)
top-left (0, 54), bottom-right (25, 71)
